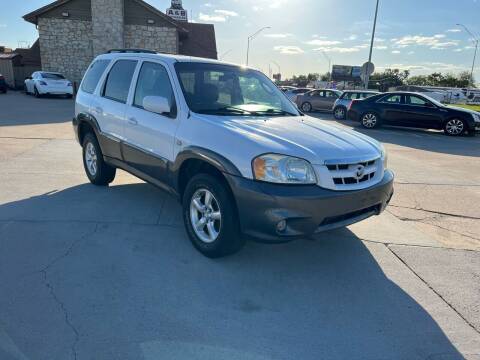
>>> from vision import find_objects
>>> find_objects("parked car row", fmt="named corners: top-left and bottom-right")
top-left (286, 86), bottom-right (479, 137)
top-left (24, 71), bottom-right (73, 98)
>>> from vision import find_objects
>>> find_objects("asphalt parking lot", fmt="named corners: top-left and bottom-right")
top-left (0, 91), bottom-right (479, 360)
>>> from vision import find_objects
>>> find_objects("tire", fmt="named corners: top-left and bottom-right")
top-left (34, 86), bottom-right (41, 98)
top-left (444, 118), bottom-right (466, 136)
top-left (82, 133), bottom-right (116, 185)
top-left (301, 102), bottom-right (312, 113)
top-left (361, 112), bottom-right (381, 129)
top-left (183, 174), bottom-right (245, 258)
top-left (333, 106), bottom-right (346, 120)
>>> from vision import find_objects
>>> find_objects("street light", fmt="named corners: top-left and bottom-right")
top-left (365, 0), bottom-right (380, 89)
top-left (246, 26), bottom-right (271, 66)
top-left (456, 23), bottom-right (479, 89)
top-left (321, 51), bottom-right (332, 81)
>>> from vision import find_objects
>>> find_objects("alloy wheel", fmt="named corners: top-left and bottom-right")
top-left (85, 142), bottom-right (98, 176)
top-left (334, 108), bottom-right (345, 119)
top-left (190, 189), bottom-right (222, 243)
top-left (445, 119), bottom-right (464, 135)
top-left (301, 103), bottom-right (312, 112)
top-left (362, 113), bottom-right (377, 128)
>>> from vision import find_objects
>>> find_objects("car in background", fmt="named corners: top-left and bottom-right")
top-left (333, 90), bottom-right (380, 119)
top-left (296, 89), bottom-right (342, 113)
top-left (347, 92), bottom-right (480, 136)
top-left (279, 86), bottom-right (296, 92)
top-left (284, 88), bottom-right (312, 102)
top-left (0, 74), bottom-right (7, 93)
top-left (24, 71), bottom-right (73, 98)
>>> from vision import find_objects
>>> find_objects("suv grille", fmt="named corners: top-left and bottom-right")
top-left (325, 158), bottom-right (379, 189)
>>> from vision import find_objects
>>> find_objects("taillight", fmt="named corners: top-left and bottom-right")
top-left (348, 99), bottom-right (357, 110)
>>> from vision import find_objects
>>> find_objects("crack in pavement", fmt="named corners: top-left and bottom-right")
top-left (386, 244), bottom-right (480, 335)
top-left (395, 181), bottom-right (480, 187)
top-left (360, 237), bottom-right (480, 253)
top-left (389, 205), bottom-right (480, 220)
top-left (37, 223), bottom-right (100, 360)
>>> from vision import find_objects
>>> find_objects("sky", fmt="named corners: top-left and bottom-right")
top-left (1, 0), bottom-right (479, 83)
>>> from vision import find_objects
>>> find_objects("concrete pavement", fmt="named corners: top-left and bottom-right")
top-left (0, 91), bottom-right (479, 359)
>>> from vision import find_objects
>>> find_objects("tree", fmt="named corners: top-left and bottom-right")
top-left (369, 69), bottom-right (410, 91)
top-left (406, 71), bottom-right (475, 88)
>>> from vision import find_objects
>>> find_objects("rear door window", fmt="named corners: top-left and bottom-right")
top-left (379, 94), bottom-right (402, 104)
top-left (81, 60), bottom-right (111, 94)
top-left (102, 60), bottom-right (137, 103)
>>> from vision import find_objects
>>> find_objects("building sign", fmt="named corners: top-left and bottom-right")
top-left (332, 65), bottom-right (362, 82)
top-left (166, 0), bottom-right (188, 22)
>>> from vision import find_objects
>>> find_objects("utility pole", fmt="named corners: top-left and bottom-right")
top-left (365, 0), bottom-right (380, 89)
top-left (457, 23), bottom-right (479, 89)
top-left (246, 26), bottom-right (271, 66)
top-left (321, 51), bottom-right (332, 82)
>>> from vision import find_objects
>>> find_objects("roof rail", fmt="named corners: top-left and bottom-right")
top-left (106, 49), bottom-right (157, 54)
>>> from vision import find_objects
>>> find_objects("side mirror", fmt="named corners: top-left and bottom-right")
top-left (143, 96), bottom-right (171, 115)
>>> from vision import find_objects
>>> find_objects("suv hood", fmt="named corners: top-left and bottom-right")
top-left (219, 115), bottom-right (382, 164)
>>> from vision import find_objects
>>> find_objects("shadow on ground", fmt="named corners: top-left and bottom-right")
top-left (309, 112), bottom-right (480, 157)
top-left (0, 182), bottom-right (468, 359)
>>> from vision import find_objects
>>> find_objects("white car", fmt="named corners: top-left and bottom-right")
top-left (25, 71), bottom-right (73, 98)
top-left (74, 50), bottom-right (394, 258)
top-left (284, 88), bottom-right (312, 103)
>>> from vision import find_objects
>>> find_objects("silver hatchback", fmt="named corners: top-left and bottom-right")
top-left (296, 89), bottom-right (343, 113)
top-left (332, 90), bottom-right (380, 119)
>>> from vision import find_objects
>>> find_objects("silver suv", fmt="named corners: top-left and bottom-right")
top-left (333, 90), bottom-right (380, 120)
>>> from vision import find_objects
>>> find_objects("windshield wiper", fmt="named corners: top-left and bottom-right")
top-left (251, 108), bottom-right (299, 116)
top-left (196, 107), bottom-right (252, 115)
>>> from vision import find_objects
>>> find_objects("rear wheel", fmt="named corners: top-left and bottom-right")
top-left (82, 133), bottom-right (116, 185)
top-left (444, 118), bottom-right (465, 136)
top-left (333, 106), bottom-right (346, 120)
top-left (301, 102), bottom-right (312, 112)
top-left (183, 174), bottom-right (245, 258)
top-left (361, 112), bottom-right (380, 129)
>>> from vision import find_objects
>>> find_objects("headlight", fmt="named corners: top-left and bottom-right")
top-left (473, 113), bottom-right (480, 123)
top-left (252, 154), bottom-right (317, 184)
top-left (380, 145), bottom-right (388, 170)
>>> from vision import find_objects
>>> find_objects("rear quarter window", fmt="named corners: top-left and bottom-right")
top-left (81, 59), bottom-right (111, 94)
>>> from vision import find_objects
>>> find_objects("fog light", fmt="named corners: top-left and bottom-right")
top-left (276, 220), bottom-right (287, 233)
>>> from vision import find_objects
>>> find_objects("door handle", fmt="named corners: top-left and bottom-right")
top-left (128, 117), bottom-right (138, 125)
top-left (94, 106), bottom-right (103, 114)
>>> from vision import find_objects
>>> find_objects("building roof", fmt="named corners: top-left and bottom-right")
top-left (0, 53), bottom-right (20, 60)
top-left (23, 0), bottom-right (188, 33)
top-left (179, 22), bottom-right (217, 59)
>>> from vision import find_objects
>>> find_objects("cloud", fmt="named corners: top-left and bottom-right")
top-left (378, 62), bottom-right (467, 73)
top-left (391, 50), bottom-right (401, 54)
top-left (198, 9), bottom-right (238, 22)
top-left (305, 39), bottom-right (341, 46)
top-left (453, 48), bottom-right (463, 52)
top-left (214, 9), bottom-right (238, 17)
top-left (393, 34), bottom-right (458, 49)
top-left (274, 46), bottom-right (304, 55)
top-left (345, 35), bottom-right (358, 41)
top-left (264, 33), bottom-right (292, 38)
top-left (446, 28), bottom-right (461, 33)
top-left (198, 13), bottom-right (227, 22)
top-left (354, 44), bottom-right (369, 49)
top-left (313, 47), bottom-right (360, 53)
top-left (375, 45), bottom-right (388, 50)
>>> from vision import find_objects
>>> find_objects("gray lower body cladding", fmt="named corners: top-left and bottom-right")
top-left (226, 170), bottom-right (394, 242)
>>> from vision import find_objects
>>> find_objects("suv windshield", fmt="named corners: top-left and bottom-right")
top-left (175, 62), bottom-right (300, 116)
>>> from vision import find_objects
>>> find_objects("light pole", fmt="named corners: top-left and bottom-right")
top-left (457, 23), bottom-right (479, 89)
top-left (365, 0), bottom-right (380, 89)
top-left (321, 51), bottom-right (332, 81)
top-left (246, 26), bottom-right (271, 66)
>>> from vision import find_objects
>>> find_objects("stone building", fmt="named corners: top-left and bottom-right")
top-left (23, 0), bottom-right (217, 83)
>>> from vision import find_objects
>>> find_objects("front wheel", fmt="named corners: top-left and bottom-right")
top-left (82, 133), bottom-right (116, 185)
top-left (361, 112), bottom-right (381, 129)
top-left (183, 174), bottom-right (245, 258)
top-left (444, 118), bottom-right (466, 136)
top-left (333, 106), bottom-right (346, 120)
top-left (301, 102), bottom-right (312, 113)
